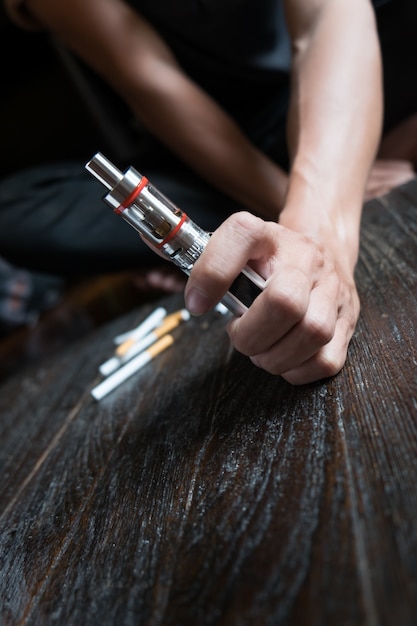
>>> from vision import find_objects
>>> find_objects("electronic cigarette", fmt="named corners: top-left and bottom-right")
top-left (85, 152), bottom-right (265, 317)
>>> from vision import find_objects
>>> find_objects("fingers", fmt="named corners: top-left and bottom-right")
top-left (227, 265), bottom-right (313, 355)
top-left (184, 211), bottom-right (360, 385)
top-left (131, 265), bottom-right (186, 293)
top-left (145, 268), bottom-right (186, 292)
top-left (184, 211), bottom-right (274, 315)
top-left (249, 273), bottom-right (358, 384)
top-left (365, 159), bottom-right (416, 200)
top-left (234, 272), bottom-right (340, 374)
top-left (278, 306), bottom-right (359, 385)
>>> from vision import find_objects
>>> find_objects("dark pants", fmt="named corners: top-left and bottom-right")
top-left (0, 156), bottom-right (243, 276)
top-left (0, 0), bottom-right (416, 278)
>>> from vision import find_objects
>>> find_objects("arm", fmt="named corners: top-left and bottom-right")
top-left (25, 0), bottom-right (287, 219)
top-left (281, 0), bottom-right (382, 268)
top-left (185, 0), bottom-right (383, 384)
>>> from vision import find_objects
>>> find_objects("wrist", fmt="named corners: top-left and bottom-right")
top-left (279, 171), bottom-right (362, 273)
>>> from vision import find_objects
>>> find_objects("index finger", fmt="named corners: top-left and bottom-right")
top-left (184, 212), bottom-right (274, 315)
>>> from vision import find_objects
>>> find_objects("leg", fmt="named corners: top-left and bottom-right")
top-left (0, 158), bottom-right (240, 278)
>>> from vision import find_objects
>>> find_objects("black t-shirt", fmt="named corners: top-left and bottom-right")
top-left (132, 0), bottom-right (291, 76)
top-left (127, 0), bottom-right (291, 159)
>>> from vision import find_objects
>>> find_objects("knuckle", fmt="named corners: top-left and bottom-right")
top-left (250, 354), bottom-right (281, 377)
top-left (282, 354), bottom-right (345, 386)
top-left (225, 211), bottom-right (268, 249)
top-left (192, 249), bottom-right (226, 284)
top-left (304, 313), bottom-right (334, 346)
top-left (265, 279), bottom-right (307, 321)
top-left (228, 210), bottom-right (262, 235)
top-left (316, 350), bottom-right (346, 379)
top-left (205, 260), bottom-right (228, 283)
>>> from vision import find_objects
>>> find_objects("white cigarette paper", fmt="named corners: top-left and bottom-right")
top-left (113, 306), bottom-right (167, 345)
top-left (91, 334), bottom-right (174, 401)
top-left (100, 308), bottom-right (190, 376)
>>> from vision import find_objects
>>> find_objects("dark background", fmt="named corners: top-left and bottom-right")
top-left (0, 4), bottom-right (102, 179)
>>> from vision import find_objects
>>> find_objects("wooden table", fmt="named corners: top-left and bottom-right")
top-left (1, 180), bottom-right (417, 626)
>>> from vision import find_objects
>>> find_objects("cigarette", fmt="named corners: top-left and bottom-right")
top-left (100, 308), bottom-right (190, 376)
top-left (91, 334), bottom-right (174, 401)
top-left (113, 306), bottom-right (167, 345)
top-left (115, 308), bottom-right (189, 357)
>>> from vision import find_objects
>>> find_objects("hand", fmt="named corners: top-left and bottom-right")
top-left (365, 159), bottom-right (415, 201)
top-left (185, 212), bottom-right (360, 385)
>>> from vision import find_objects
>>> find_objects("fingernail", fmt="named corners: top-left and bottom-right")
top-left (185, 287), bottom-right (211, 315)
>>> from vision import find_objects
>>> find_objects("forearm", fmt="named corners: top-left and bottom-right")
top-left (119, 62), bottom-right (287, 220)
top-left (25, 0), bottom-right (286, 219)
top-left (281, 0), bottom-right (383, 270)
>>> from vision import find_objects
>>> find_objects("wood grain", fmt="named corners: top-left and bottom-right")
top-left (1, 180), bottom-right (417, 625)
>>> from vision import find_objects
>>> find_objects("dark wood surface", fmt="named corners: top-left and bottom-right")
top-left (1, 180), bottom-right (417, 626)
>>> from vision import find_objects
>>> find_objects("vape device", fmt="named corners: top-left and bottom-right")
top-left (86, 152), bottom-right (265, 316)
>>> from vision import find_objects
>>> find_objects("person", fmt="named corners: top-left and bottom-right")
top-left (2, 0), bottom-right (417, 384)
